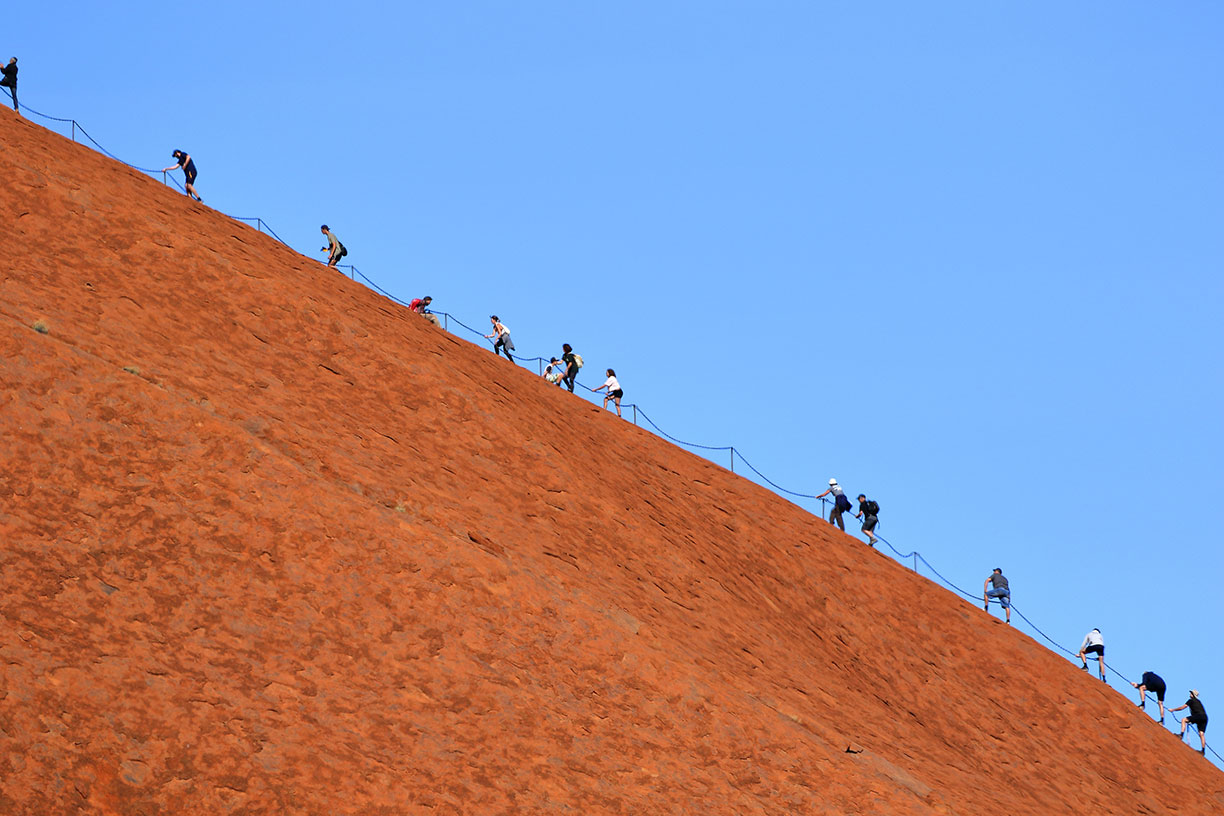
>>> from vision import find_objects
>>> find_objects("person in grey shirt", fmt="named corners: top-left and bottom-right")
top-left (983, 568), bottom-right (1010, 624)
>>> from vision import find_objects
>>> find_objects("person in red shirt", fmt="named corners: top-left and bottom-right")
top-left (409, 296), bottom-right (440, 327)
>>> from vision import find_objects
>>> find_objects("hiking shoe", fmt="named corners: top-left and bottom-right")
top-left (1081, 665), bottom-right (1089, 672)
top-left (1137, 702), bottom-right (1145, 709)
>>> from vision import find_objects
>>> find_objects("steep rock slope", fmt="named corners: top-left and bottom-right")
top-left (0, 111), bottom-right (1220, 815)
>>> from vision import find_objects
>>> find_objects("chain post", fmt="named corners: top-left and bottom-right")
top-left (730, 447), bottom-right (735, 473)
top-left (71, 121), bottom-right (76, 142)
top-left (632, 405), bottom-right (637, 425)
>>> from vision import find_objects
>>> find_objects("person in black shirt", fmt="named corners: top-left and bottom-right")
top-left (1131, 671), bottom-right (1167, 722)
top-left (853, 494), bottom-right (879, 547)
top-left (162, 150), bottom-right (202, 201)
top-left (982, 567), bottom-right (1011, 624)
top-left (0, 58), bottom-right (17, 111)
top-left (559, 343), bottom-right (579, 393)
top-left (1169, 690), bottom-right (1208, 755)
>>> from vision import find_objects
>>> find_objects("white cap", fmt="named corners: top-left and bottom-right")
top-left (829, 478), bottom-right (838, 485)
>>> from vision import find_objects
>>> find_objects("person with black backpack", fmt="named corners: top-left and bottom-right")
top-left (854, 494), bottom-right (880, 547)
top-left (816, 478), bottom-right (852, 532)
top-left (320, 225), bottom-right (347, 268)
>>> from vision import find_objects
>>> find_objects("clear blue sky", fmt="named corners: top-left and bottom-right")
top-left (15, 2), bottom-right (1222, 763)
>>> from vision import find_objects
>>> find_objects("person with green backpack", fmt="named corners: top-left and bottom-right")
top-left (559, 343), bottom-right (582, 393)
top-left (854, 494), bottom-right (880, 547)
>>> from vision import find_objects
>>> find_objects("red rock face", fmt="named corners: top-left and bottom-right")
top-left (0, 111), bottom-right (1220, 815)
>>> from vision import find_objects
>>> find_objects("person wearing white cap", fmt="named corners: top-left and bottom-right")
top-left (1169, 690), bottom-right (1208, 755)
top-left (815, 479), bottom-right (851, 531)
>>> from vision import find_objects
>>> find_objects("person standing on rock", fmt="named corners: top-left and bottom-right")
top-left (163, 150), bottom-right (202, 201)
top-left (853, 494), bottom-right (880, 546)
top-left (1077, 628), bottom-right (1107, 682)
top-left (409, 296), bottom-right (440, 327)
top-left (815, 479), bottom-right (851, 532)
top-left (484, 316), bottom-right (515, 363)
top-left (593, 368), bottom-right (624, 416)
top-left (983, 567), bottom-right (1011, 624)
top-left (1169, 690), bottom-right (1208, 755)
top-left (0, 57), bottom-right (18, 111)
top-left (1131, 671), bottom-right (1167, 722)
top-left (559, 343), bottom-right (581, 393)
top-left (320, 225), bottom-right (346, 268)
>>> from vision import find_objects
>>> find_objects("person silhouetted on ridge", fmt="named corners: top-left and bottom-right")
top-left (1169, 690), bottom-right (1208, 756)
top-left (319, 225), bottom-right (346, 268)
top-left (1131, 671), bottom-right (1167, 722)
top-left (983, 567), bottom-right (1011, 624)
top-left (559, 343), bottom-right (581, 393)
top-left (163, 149), bottom-right (202, 201)
top-left (816, 478), bottom-right (851, 532)
top-left (0, 57), bottom-right (18, 111)
top-left (593, 368), bottom-right (624, 417)
top-left (409, 296), bottom-right (440, 327)
top-left (853, 494), bottom-right (880, 547)
top-left (1077, 628), bottom-right (1107, 682)
top-left (484, 316), bottom-right (515, 363)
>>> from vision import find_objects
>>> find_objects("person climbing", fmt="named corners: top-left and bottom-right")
top-left (0, 58), bottom-right (17, 111)
top-left (1131, 671), bottom-right (1167, 722)
top-left (1077, 628), bottom-right (1107, 682)
top-left (409, 296), bottom-right (440, 327)
top-left (815, 479), bottom-right (851, 532)
top-left (983, 567), bottom-right (1011, 624)
top-left (853, 494), bottom-right (880, 546)
top-left (559, 343), bottom-right (582, 393)
top-left (319, 225), bottom-right (346, 268)
top-left (544, 358), bottom-right (563, 385)
top-left (484, 316), bottom-right (515, 363)
top-left (593, 368), bottom-right (624, 417)
top-left (1169, 690), bottom-right (1208, 755)
top-left (163, 150), bottom-right (202, 201)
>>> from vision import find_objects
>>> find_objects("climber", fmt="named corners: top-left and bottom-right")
top-left (853, 494), bottom-right (880, 546)
top-left (319, 225), bottom-right (346, 268)
top-left (544, 358), bottom-right (563, 385)
top-left (983, 568), bottom-right (1011, 624)
top-left (1131, 671), bottom-right (1167, 722)
top-left (484, 316), bottom-right (515, 363)
top-left (1077, 628), bottom-right (1107, 682)
top-left (1169, 690), bottom-right (1208, 756)
top-left (0, 57), bottom-right (17, 111)
top-left (593, 368), bottom-right (624, 417)
top-left (559, 343), bottom-right (581, 393)
top-left (409, 296), bottom-right (440, 327)
top-left (163, 150), bottom-right (202, 201)
top-left (815, 479), bottom-right (851, 532)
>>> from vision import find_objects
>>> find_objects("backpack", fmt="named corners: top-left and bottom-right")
top-left (835, 494), bottom-right (852, 512)
top-left (864, 500), bottom-right (880, 516)
top-left (338, 242), bottom-right (348, 259)
top-left (572, 353), bottom-right (584, 369)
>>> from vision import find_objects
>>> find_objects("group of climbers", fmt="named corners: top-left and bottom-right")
top-left (22, 85), bottom-right (1214, 766)
top-left (815, 479), bottom-right (880, 547)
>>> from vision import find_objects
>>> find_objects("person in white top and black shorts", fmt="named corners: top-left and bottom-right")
top-left (594, 369), bottom-right (624, 417)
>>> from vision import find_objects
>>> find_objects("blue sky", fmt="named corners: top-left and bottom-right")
top-left (14, 2), bottom-right (1223, 762)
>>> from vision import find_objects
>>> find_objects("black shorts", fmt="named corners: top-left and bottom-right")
top-left (1084, 645), bottom-right (1104, 657)
top-left (862, 514), bottom-right (878, 533)
top-left (1147, 680), bottom-right (1166, 701)
top-left (1189, 715), bottom-right (1208, 733)
top-left (185, 169), bottom-right (197, 184)
top-left (609, 389), bottom-right (623, 399)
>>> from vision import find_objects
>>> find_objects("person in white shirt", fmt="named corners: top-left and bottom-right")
top-left (1078, 628), bottom-right (1106, 682)
top-left (815, 478), bottom-right (850, 531)
top-left (593, 368), bottom-right (624, 417)
top-left (544, 357), bottom-right (563, 384)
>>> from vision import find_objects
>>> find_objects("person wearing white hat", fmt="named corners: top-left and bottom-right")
top-left (815, 478), bottom-right (850, 531)
top-left (1077, 628), bottom-right (1107, 682)
top-left (1170, 690), bottom-right (1208, 755)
